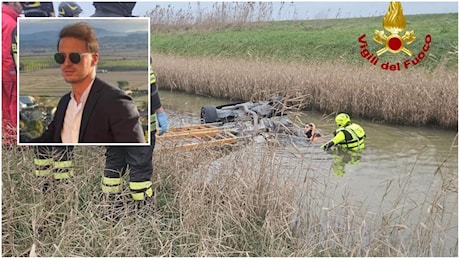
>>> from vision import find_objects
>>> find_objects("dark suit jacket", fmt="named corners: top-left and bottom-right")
top-left (30, 77), bottom-right (145, 144)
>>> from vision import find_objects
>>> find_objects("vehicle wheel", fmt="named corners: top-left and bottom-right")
top-left (201, 105), bottom-right (218, 123)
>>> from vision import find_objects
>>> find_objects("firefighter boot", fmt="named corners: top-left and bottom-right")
top-left (129, 181), bottom-right (155, 217)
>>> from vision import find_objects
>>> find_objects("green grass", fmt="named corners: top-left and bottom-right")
top-left (151, 13), bottom-right (458, 70)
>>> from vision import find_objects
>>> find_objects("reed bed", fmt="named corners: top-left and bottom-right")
top-left (153, 53), bottom-right (457, 129)
top-left (147, 2), bottom-right (283, 32)
top-left (2, 139), bottom-right (457, 256)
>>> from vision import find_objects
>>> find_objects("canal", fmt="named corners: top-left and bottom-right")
top-left (159, 89), bottom-right (458, 256)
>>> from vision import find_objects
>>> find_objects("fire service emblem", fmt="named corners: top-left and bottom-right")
top-left (373, 2), bottom-right (415, 56)
top-left (357, 1), bottom-right (432, 71)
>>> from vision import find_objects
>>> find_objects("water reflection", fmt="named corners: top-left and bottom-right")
top-left (328, 149), bottom-right (362, 177)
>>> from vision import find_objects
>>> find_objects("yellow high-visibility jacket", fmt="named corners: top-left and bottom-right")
top-left (331, 123), bottom-right (366, 151)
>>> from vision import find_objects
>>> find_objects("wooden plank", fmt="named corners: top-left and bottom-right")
top-left (157, 137), bottom-right (236, 152)
top-left (157, 128), bottom-right (221, 140)
top-left (156, 124), bottom-right (238, 151)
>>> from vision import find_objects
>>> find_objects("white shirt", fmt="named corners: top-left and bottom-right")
top-left (61, 81), bottom-right (94, 143)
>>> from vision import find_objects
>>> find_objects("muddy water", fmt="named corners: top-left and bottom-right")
top-left (159, 89), bottom-right (458, 255)
top-left (159, 89), bottom-right (457, 174)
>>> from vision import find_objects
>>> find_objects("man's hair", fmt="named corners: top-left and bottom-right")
top-left (57, 22), bottom-right (99, 53)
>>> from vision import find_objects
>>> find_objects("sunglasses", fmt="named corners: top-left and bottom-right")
top-left (54, 52), bottom-right (93, 64)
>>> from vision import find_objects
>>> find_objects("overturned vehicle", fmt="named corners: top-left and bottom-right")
top-left (156, 97), bottom-right (320, 151)
top-left (200, 97), bottom-right (309, 138)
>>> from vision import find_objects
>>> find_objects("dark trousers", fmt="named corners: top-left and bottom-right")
top-left (104, 144), bottom-right (154, 182)
top-left (103, 133), bottom-right (156, 200)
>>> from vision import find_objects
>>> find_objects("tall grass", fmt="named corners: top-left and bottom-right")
top-left (146, 2), bottom-right (276, 31)
top-left (153, 53), bottom-right (457, 129)
top-left (2, 139), bottom-right (457, 256)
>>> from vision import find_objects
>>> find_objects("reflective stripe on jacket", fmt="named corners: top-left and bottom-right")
top-left (150, 65), bottom-right (161, 132)
top-left (150, 65), bottom-right (156, 84)
top-left (332, 123), bottom-right (366, 151)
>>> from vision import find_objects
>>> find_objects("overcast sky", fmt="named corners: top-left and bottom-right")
top-left (61, 1), bottom-right (458, 20)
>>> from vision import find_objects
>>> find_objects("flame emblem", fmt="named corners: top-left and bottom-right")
top-left (373, 2), bottom-right (416, 56)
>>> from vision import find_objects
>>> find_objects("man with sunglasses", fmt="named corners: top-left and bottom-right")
top-left (30, 22), bottom-right (145, 144)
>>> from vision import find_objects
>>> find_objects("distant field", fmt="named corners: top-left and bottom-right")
top-left (19, 51), bottom-right (148, 72)
top-left (151, 13), bottom-right (458, 70)
top-left (20, 69), bottom-right (148, 96)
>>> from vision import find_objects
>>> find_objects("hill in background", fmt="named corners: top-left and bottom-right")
top-left (20, 28), bottom-right (148, 54)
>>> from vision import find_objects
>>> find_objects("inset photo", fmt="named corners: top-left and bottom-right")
top-left (17, 17), bottom-right (150, 145)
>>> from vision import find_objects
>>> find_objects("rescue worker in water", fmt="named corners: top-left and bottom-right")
top-left (321, 113), bottom-right (366, 152)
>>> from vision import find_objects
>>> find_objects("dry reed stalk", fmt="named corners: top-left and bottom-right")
top-left (147, 2), bottom-right (276, 33)
top-left (2, 135), bottom-right (457, 256)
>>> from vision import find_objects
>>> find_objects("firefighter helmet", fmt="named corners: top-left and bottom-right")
top-left (58, 2), bottom-right (82, 17)
top-left (335, 113), bottom-right (351, 127)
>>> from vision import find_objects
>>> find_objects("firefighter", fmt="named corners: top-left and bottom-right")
top-left (58, 2), bottom-right (82, 17)
top-left (2, 2), bottom-right (22, 147)
top-left (20, 2), bottom-right (75, 190)
top-left (321, 113), bottom-right (366, 152)
top-left (91, 2), bottom-right (169, 219)
top-left (21, 1), bottom-right (55, 17)
top-left (91, 2), bottom-right (136, 17)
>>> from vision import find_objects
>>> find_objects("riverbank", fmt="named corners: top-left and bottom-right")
top-left (151, 13), bottom-right (458, 71)
top-left (152, 53), bottom-right (457, 129)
